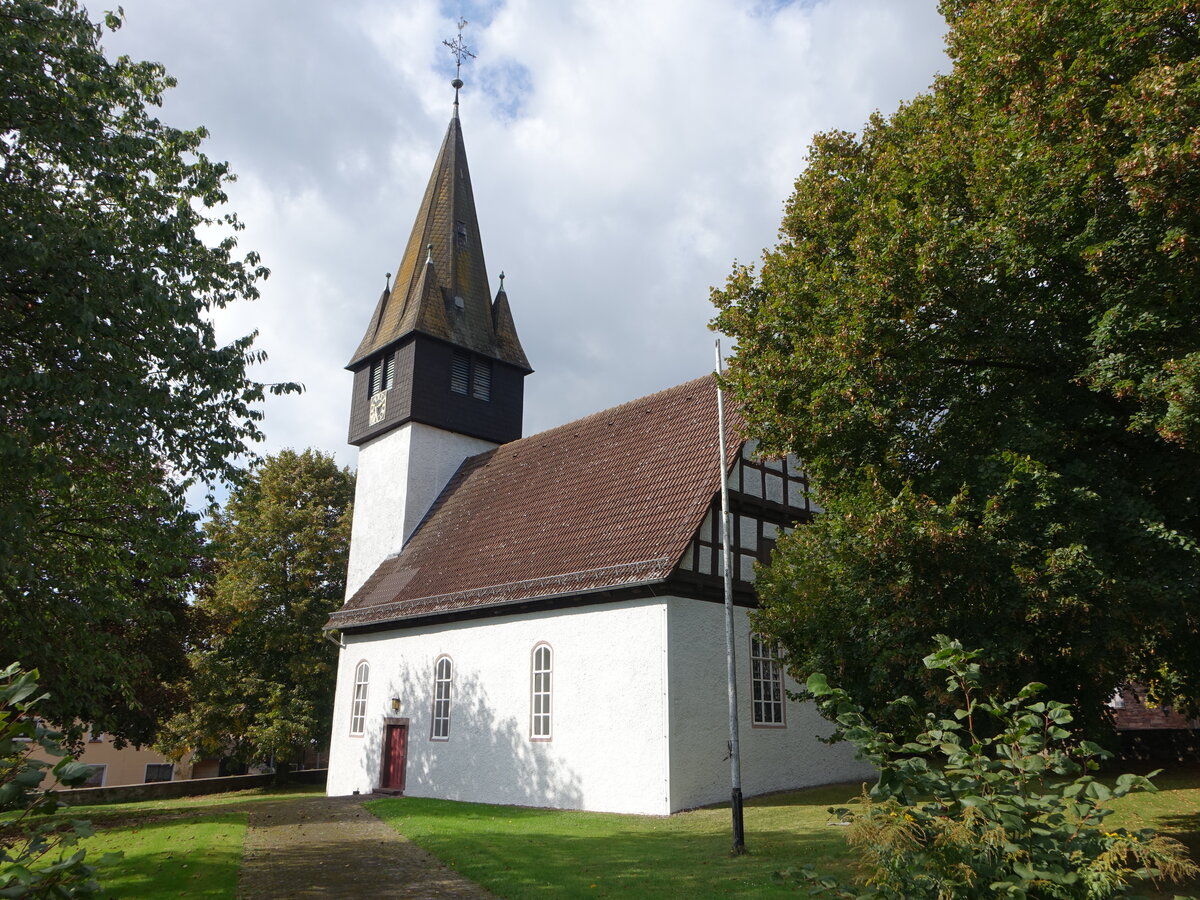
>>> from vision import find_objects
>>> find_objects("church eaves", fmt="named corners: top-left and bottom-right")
top-left (348, 115), bottom-right (531, 372)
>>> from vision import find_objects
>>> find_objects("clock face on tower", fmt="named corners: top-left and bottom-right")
top-left (368, 391), bottom-right (387, 426)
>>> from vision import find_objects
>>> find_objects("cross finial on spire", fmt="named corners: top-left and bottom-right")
top-left (498, 270), bottom-right (505, 292)
top-left (443, 17), bottom-right (476, 115)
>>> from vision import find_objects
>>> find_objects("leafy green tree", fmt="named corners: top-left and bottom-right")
top-left (712, 0), bottom-right (1200, 732)
top-left (0, 0), bottom-right (297, 743)
top-left (157, 450), bottom-right (354, 768)
top-left (0, 663), bottom-right (119, 897)
top-left (788, 638), bottom-right (1198, 899)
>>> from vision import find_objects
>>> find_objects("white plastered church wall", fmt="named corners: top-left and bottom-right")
top-left (327, 599), bottom-right (673, 815)
top-left (666, 598), bottom-right (874, 812)
top-left (344, 422), bottom-right (497, 599)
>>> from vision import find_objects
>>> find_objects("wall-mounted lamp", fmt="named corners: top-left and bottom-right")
top-left (390, 697), bottom-right (401, 713)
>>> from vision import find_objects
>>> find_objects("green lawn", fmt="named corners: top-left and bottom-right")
top-left (8, 775), bottom-right (1197, 899)
top-left (369, 772), bottom-right (1200, 900)
top-left (58, 788), bottom-right (323, 899)
top-left (83, 812), bottom-right (244, 899)
top-left (367, 782), bottom-right (869, 899)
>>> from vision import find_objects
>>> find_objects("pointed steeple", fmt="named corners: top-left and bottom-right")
top-left (348, 113), bottom-right (529, 372)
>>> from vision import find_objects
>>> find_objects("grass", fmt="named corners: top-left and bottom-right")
top-left (368, 782), bottom-right (868, 899)
top-left (40, 788), bottom-right (324, 899)
top-left (82, 812), bottom-right (244, 898)
top-left (6, 773), bottom-right (1196, 898)
top-left (369, 770), bottom-right (1200, 900)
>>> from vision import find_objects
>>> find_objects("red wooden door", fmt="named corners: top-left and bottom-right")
top-left (381, 723), bottom-right (407, 791)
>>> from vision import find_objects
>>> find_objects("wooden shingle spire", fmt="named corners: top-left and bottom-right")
top-left (348, 111), bottom-right (529, 372)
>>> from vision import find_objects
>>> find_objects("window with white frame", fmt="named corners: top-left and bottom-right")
top-left (750, 636), bottom-right (785, 726)
top-left (431, 656), bottom-right (453, 740)
top-left (531, 644), bottom-right (552, 739)
top-left (82, 764), bottom-right (106, 788)
top-left (350, 661), bottom-right (369, 735)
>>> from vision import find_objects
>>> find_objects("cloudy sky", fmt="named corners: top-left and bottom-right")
top-left (102, 0), bottom-right (950, 475)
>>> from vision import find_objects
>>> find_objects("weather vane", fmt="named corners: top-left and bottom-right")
top-left (443, 17), bottom-right (476, 109)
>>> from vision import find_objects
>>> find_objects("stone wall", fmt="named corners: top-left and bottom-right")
top-left (58, 768), bottom-right (327, 806)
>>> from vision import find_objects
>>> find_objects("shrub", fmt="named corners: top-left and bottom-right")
top-left (0, 662), bottom-right (115, 897)
top-left (792, 637), bottom-right (1198, 899)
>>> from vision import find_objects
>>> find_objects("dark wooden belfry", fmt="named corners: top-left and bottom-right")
top-left (347, 94), bottom-right (532, 447)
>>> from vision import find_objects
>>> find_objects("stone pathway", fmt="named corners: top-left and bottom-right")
top-left (237, 794), bottom-right (495, 899)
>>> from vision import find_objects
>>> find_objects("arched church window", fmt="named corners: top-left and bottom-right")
top-left (431, 656), bottom-right (453, 740)
top-left (350, 661), bottom-right (369, 736)
top-left (530, 643), bottom-right (552, 740)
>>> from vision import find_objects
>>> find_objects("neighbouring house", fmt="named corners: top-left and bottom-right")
top-left (323, 84), bottom-right (873, 815)
top-left (1110, 687), bottom-right (1200, 762)
top-left (30, 729), bottom-right (196, 789)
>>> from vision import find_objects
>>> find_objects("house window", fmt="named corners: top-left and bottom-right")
top-left (369, 353), bottom-right (394, 396)
top-left (431, 656), bottom-right (452, 741)
top-left (145, 763), bottom-right (174, 783)
top-left (350, 661), bottom-right (369, 736)
top-left (531, 643), bottom-right (552, 740)
top-left (750, 636), bottom-right (785, 726)
top-left (450, 350), bottom-right (491, 401)
top-left (81, 764), bottom-right (106, 788)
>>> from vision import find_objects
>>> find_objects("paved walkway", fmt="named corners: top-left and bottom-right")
top-left (237, 795), bottom-right (495, 899)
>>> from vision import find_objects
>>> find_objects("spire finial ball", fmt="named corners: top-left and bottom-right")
top-left (452, 78), bottom-right (463, 90)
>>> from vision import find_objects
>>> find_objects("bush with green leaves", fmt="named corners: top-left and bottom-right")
top-left (0, 662), bottom-right (116, 897)
top-left (791, 637), bottom-right (1198, 899)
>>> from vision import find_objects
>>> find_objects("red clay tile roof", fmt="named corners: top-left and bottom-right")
top-left (327, 374), bottom-right (745, 629)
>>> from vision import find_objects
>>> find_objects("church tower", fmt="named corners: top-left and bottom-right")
top-left (344, 79), bottom-right (532, 598)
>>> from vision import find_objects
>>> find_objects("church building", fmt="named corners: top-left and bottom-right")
top-left (324, 81), bottom-right (871, 815)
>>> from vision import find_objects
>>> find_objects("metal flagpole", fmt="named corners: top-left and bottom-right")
top-left (715, 339), bottom-right (746, 854)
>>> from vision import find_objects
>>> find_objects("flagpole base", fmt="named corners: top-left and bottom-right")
top-left (731, 788), bottom-right (746, 855)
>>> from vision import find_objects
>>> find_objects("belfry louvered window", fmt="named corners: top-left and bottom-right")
top-left (450, 351), bottom-right (491, 401)
top-left (369, 353), bottom-right (394, 396)
top-left (472, 359), bottom-right (491, 400)
top-left (450, 351), bottom-right (471, 394)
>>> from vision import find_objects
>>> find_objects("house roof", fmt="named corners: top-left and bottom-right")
top-left (348, 113), bottom-right (531, 372)
top-left (327, 374), bottom-right (745, 630)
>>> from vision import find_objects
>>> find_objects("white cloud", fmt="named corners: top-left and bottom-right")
top-left (102, 0), bottom-right (949, 474)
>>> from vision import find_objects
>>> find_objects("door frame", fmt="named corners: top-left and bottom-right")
top-left (379, 716), bottom-right (409, 794)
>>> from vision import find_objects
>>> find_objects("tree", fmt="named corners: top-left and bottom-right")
top-left (791, 638), bottom-right (1198, 898)
top-left (156, 450), bottom-right (353, 768)
top-left (0, 0), bottom-right (296, 744)
top-left (0, 663), bottom-right (117, 897)
top-left (712, 0), bottom-right (1200, 733)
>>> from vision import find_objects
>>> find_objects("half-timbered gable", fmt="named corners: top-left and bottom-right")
top-left (676, 439), bottom-right (818, 590)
